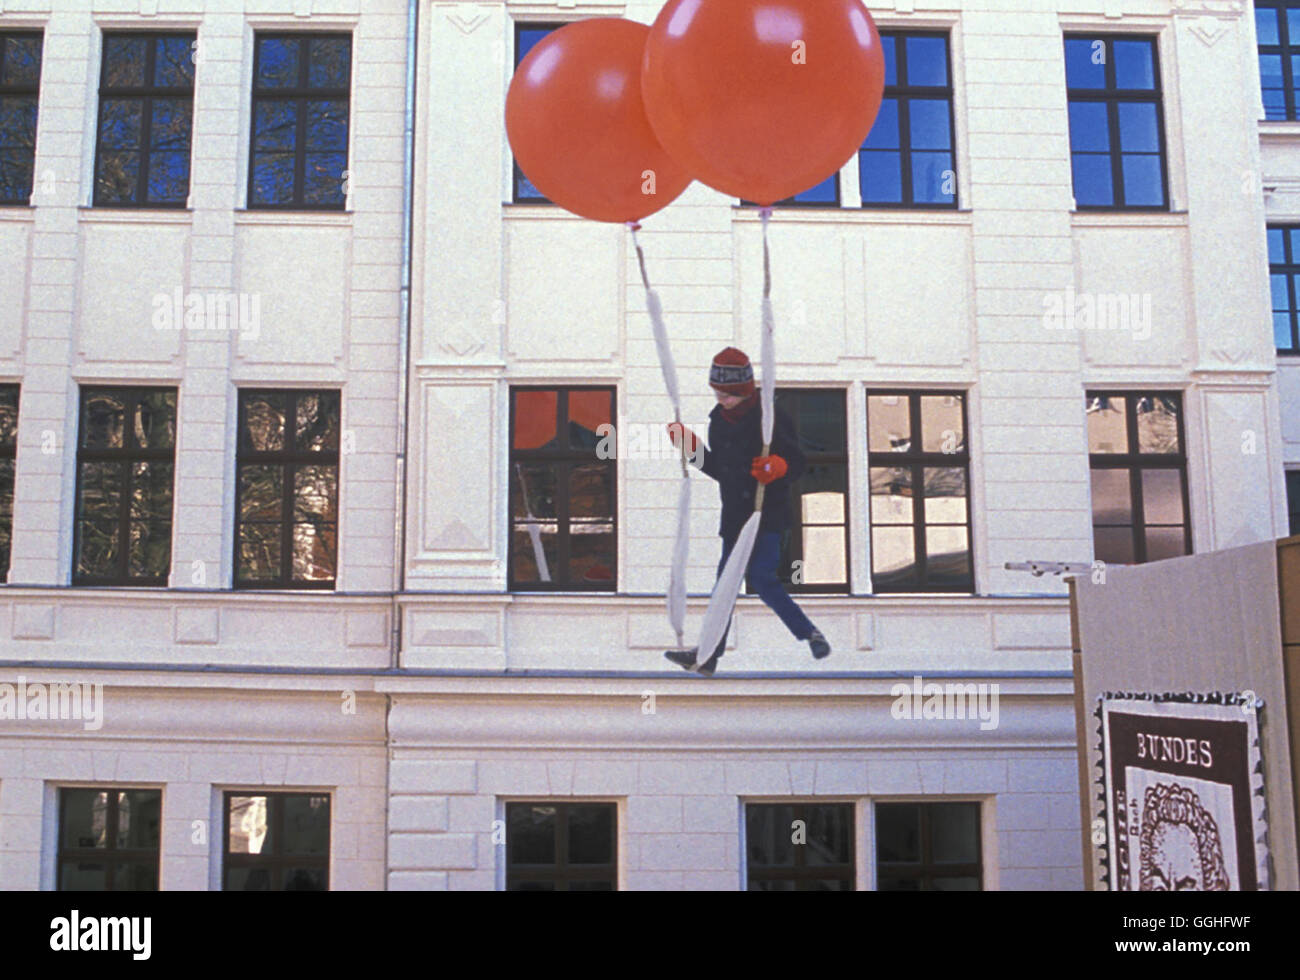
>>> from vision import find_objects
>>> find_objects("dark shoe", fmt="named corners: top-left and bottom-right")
top-left (665, 649), bottom-right (698, 671)
top-left (808, 629), bottom-right (831, 660)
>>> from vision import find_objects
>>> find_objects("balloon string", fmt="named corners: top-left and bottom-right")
top-left (760, 206), bottom-right (772, 300)
top-left (628, 221), bottom-right (651, 293)
top-left (629, 222), bottom-right (688, 478)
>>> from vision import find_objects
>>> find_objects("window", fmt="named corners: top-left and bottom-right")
top-left (512, 23), bottom-right (563, 203)
top-left (1257, 3), bottom-right (1300, 120)
top-left (506, 802), bottom-right (617, 890)
top-left (746, 802), bottom-right (855, 890)
top-left (224, 792), bottom-right (330, 890)
top-left (866, 390), bottom-right (973, 593)
top-left (58, 788), bottom-right (161, 890)
top-left (249, 33), bottom-right (351, 209)
top-left (1086, 392), bottom-right (1190, 565)
top-left (0, 385), bottom-right (15, 581)
top-left (875, 801), bottom-right (982, 890)
top-left (769, 389), bottom-right (848, 592)
top-left (1287, 471), bottom-right (1300, 536)
top-left (1269, 225), bottom-right (1300, 353)
top-left (94, 32), bottom-right (195, 207)
top-left (0, 32), bottom-right (42, 205)
top-left (1064, 35), bottom-right (1168, 210)
top-left (235, 390), bottom-right (339, 589)
top-left (73, 387), bottom-right (176, 586)
top-left (860, 31), bottom-right (956, 208)
top-left (509, 387), bottom-right (616, 591)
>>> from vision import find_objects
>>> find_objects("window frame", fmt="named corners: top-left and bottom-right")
top-left (0, 30), bottom-right (44, 206)
top-left (0, 383), bottom-right (16, 583)
top-left (866, 388), bottom-right (974, 595)
top-left (1287, 469), bottom-right (1300, 537)
top-left (57, 787), bottom-right (161, 892)
top-left (875, 801), bottom-right (983, 891)
top-left (770, 387), bottom-right (850, 594)
top-left (233, 388), bottom-right (340, 591)
top-left (93, 30), bottom-right (196, 209)
top-left (222, 790), bottom-right (331, 891)
top-left (247, 31), bottom-right (353, 211)
top-left (744, 801), bottom-right (856, 891)
top-left (1064, 33), bottom-right (1170, 212)
top-left (1269, 224), bottom-right (1300, 354)
top-left (505, 800), bottom-right (618, 891)
top-left (859, 29), bottom-right (959, 211)
top-left (507, 385), bottom-right (618, 593)
top-left (1256, 2), bottom-right (1300, 121)
top-left (1086, 390), bottom-right (1192, 566)
top-left (72, 385), bottom-right (177, 587)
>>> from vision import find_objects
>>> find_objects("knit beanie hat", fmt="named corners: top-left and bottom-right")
top-left (709, 347), bottom-right (755, 397)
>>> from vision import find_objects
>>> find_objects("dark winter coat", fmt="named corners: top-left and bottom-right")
top-left (695, 399), bottom-right (806, 541)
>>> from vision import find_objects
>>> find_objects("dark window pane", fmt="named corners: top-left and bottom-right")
top-left (1135, 396), bottom-right (1181, 453)
top-left (1086, 395), bottom-right (1128, 453)
top-left (1276, 313), bottom-right (1294, 350)
top-left (226, 796), bottom-right (269, 853)
top-left (569, 463), bottom-right (612, 519)
top-left (868, 394), bottom-right (910, 453)
top-left (296, 391), bottom-right (340, 451)
top-left (861, 151), bottom-right (902, 203)
top-left (920, 394), bottom-right (963, 453)
top-left (1121, 154), bottom-right (1164, 206)
top-left (242, 392), bottom-right (286, 451)
top-left (98, 98), bottom-right (142, 149)
top-left (870, 467), bottom-right (913, 524)
top-left (514, 390), bottom-right (559, 450)
top-left (511, 525), bottom-right (557, 584)
top-left (569, 523), bottom-right (614, 585)
top-left (0, 145), bottom-right (36, 203)
top-left (2, 35), bottom-right (42, 87)
top-left (62, 789), bottom-right (110, 849)
top-left (251, 153), bottom-right (295, 205)
top-left (1290, 9), bottom-right (1300, 44)
top-left (508, 804), bottom-right (556, 865)
top-left (293, 465), bottom-right (338, 523)
top-left (82, 391), bottom-right (126, 449)
top-left (912, 152), bottom-right (954, 204)
top-left (257, 38), bottom-right (301, 88)
top-left (1262, 53), bottom-right (1285, 90)
top-left (1287, 471), bottom-right (1300, 535)
top-left (153, 36), bottom-right (195, 88)
top-left (1258, 7), bottom-right (1281, 45)
top-left (282, 867), bottom-right (327, 890)
top-left (1269, 228), bottom-right (1286, 265)
top-left (1065, 38), bottom-right (1106, 89)
top-left (0, 387), bottom-right (15, 447)
top-left (129, 460), bottom-right (173, 521)
top-left (1069, 101), bottom-right (1110, 152)
top-left (0, 460), bottom-right (14, 580)
top-left (881, 35), bottom-right (897, 86)
top-left (150, 98), bottom-right (192, 150)
top-left (239, 465), bottom-right (282, 521)
top-left (568, 806), bottom-right (614, 865)
top-left (930, 803), bottom-right (979, 863)
top-left (306, 99), bottom-right (348, 150)
top-left (512, 463), bottom-right (557, 520)
top-left (116, 790), bottom-right (161, 849)
top-left (1117, 102), bottom-right (1159, 152)
top-left (147, 150), bottom-right (189, 203)
top-left (1094, 525), bottom-right (1136, 564)
top-left (238, 522), bottom-right (282, 581)
top-left (876, 804), bottom-right (920, 863)
top-left (254, 100), bottom-right (297, 152)
top-left (804, 806), bottom-right (852, 866)
top-left (1114, 39), bottom-right (1156, 90)
top-left (303, 151), bottom-right (347, 204)
top-left (103, 36), bottom-right (147, 88)
top-left (292, 522), bottom-right (336, 581)
top-left (308, 37), bottom-right (350, 88)
top-left (1072, 153), bottom-right (1114, 206)
top-left (1272, 272), bottom-right (1291, 311)
top-left (905, 36), bottom-right (947, 86)
top-left (1141, 468), bottom-right (1184, 525)
top-left (0, 96), bottom-right (38, 144)
top-left (908, 99), bottom-right (950, 149)
top-left (128, 518), bottom-right (171, 579)
top-left (282, 795), bottom-right (330, 855)
top-left (747, 804), bottom-right (795, 866)
top-left (1090, 469), bottom-right (1132, 525)
top-left (1145, 525), bottom-right (1188, 562)
top-left (862, 98), bottom-right (899, 149)
top-left (135, 390), bottom-right (176, 449)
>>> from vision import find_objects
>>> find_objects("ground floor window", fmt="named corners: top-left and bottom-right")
top-left (58, 787), bottom-right (161, 890)
top-left (875, 801), bottom-right (982, 890)
top-left (505, 801), bottom-right (617, 890)
top-left (745, 802), bottom-right (855, 890)
top-left (223, 791), bottom-right (330, 890)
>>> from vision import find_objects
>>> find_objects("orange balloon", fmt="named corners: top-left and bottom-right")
top-left (506, 19), bottom-right (692, 223)
top-left (643, 0), bottom-right (886, 206)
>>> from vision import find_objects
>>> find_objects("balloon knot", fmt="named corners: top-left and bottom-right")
top-left (758, 206), bottom-right (773, 220)
top-left (626, 221), bottom-right (642, 232)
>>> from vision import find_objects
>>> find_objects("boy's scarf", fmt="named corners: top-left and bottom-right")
top-left (720, 392), bottom-right (759, 424)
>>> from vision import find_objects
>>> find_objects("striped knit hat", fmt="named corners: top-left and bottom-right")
top-left (709, 347), bottom-right (755, 397)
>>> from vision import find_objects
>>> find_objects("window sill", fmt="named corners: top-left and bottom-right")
top-left (77, 207), bottom-right (194, 225)
top-left (1260, 120), bottom-right (1300, 139)
top-left (233, 209), bottom-right (353, 226)
top-left (1070, 210), bottom-right (1189, 228)
top-left (732, 207), bottom-right (973, 226)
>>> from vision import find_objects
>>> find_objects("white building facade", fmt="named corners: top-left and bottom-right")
top-left (0, 0), bottom-right (1290, 891)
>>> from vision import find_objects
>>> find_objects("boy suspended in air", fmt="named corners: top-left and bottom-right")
top-left (666, 347), bottom-right (831, 676)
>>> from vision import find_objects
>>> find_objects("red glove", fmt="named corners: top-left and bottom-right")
top-left (751, 454), bottom-right (787, 484)
top-left (666, 423), bottom-right (701, 457)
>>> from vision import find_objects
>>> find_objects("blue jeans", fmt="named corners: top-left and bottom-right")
top-left (711, 530), bottom-right (816, 660)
